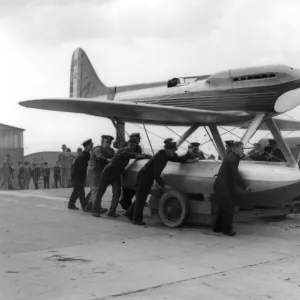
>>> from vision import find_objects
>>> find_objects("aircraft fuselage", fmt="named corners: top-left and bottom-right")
top-left (100, 65), bottom-right (300, 116)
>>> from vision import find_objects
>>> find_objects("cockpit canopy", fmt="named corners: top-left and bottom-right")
top-left (167, 77), bottom-right (185, 88)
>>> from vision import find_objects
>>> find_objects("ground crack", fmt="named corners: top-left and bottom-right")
top-left (94, 252), bottom-right (300, 300)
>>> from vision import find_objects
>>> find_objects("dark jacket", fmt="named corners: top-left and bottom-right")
top-left (102, 147), bottom-right (139, 180)
top-left (89, 145), bottom-right (115, 173)
top-left (139, 149), bottom-right (170, 187)
top-left (213, 152), bottom-right (247, 196)
top-left (71, 150), bottom-right (91, 185)
top-left (181, 150), bottom-right (205, 160)
top-left (53, 165), bottom-right (61, 177)
top-left (42, 166), bottom-right (50, 177)
top-left (272, 148), bottom-right (286, 162)
top-left (32, 167), bottom-right (40, 181)
top-left (18, 165), bottom-right (24, 179)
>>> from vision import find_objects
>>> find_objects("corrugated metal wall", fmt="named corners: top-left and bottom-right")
top-left (0, 125), bottom-right (24, 188)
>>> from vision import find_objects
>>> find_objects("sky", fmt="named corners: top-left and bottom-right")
top-left (1, 0), bottom-right (300, 156)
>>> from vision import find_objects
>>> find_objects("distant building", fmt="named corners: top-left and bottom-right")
top-left (24, 151), bottom-right (77, 188)
top-left (0, 123), bottom-right (24, 188)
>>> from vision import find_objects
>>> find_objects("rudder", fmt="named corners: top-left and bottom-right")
top-left (70, 48), bottom-right (108, 98)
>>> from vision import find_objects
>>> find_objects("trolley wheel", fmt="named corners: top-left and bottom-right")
top-left (158, 190), bottom-right (189, 228)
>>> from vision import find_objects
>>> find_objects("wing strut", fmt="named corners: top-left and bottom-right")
top-left (204, 126), bottom-right (220, 159)
top-left (240, 114), bottom-right (265, 146)
top-left (208, 125), bottom-right (226, 159)
top-left (176, 124), bottom-right (199, 147)
top-left (265, 118), bottom-right (296, 164)
top-left (143, 123), bottom-right (154, 155)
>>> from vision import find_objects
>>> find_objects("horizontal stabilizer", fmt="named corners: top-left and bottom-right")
top-left (19, 98), bottom-right (251, 126)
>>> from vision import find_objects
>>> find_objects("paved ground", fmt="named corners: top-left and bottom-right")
top-left (0, 188), bottom-right (300, 300)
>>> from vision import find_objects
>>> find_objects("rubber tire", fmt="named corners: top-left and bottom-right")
top-left (158, 190), bottom-right (189, 228)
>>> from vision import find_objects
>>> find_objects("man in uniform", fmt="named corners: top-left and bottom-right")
top-left (268, 139), bottom-right (286, 162)
top-left (42, 162), bottom-right (50, 189)
top-left (23, 162), bottom-right (31, 190)
top-left (92, 137), bottom-right (145, 217)
top-left (1, 154), bottom-right (14, 190)
top-left (218, 140), bottom-right (234, 160)
top-left (247, 143), bottom-right (266, 161)
top-left (184, 142), bottom-right (205, 160)
top-left (213, 141), bottom-right (250, 236)
top-left (68, 139), bottom-right (93, 210)
top-left (58, 144), bottom-right (69, 188)
top-left (119, 133), bottom-right (152, 210)
top-left (125, 141), bottom-right (180, 225)
top-left (77, 147), bottom-right (83, 156)
top-left (32, 163), bottom-right (40, 189)
top-left (84, 135), bottom-right (115, 212)
top-left (53, 161), bottom-right (61, 188)
top-left (17, 161), bottom-right (24, 189)
top-left (225, 140), bottom-right (234, 154)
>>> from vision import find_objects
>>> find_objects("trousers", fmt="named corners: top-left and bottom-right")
top-left (33, 179), bottom-right (39, 189)
top-left (54, 175), bottom-right (60, 188)
top-left (126, 171), bottom-right (153, 223)
top-left (87, 166), bottom-right (99, 205)
top-left (18, 177), bottom-right (24, 189)
top-left (24, 178), bottom-right (30, 190)
top-left (119, 187), bottom-right (135, 210)
top-left (214, 194), bottom-right (234, 232)
top-left (68, 184), bottom-right (87, 208)
top-left (60, 167), bottom-right (68, 188)
top-left (1, 175), bottom-right (11, 189)
top-left (93, 175), bottom-right (121, 214)
top-left (43, 176), bottom-right (50, 189)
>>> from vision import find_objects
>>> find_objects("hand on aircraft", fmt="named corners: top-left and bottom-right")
top-left (245, 186), bottom-right (251, 192)
top-left (161, 185), bottom-right (172, 192)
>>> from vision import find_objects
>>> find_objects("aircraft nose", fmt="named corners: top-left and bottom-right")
top-left (274, 87), bottom-right (300, 113)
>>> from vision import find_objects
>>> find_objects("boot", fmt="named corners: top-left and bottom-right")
top-left (68, 204), bottom-right (79, 210)
top-left (223, 230), bottom-right (236, 236)
top-left (84, 202), bottom-right (92, 212)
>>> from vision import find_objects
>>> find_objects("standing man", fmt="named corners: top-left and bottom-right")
top-left (32, 163), bottom-right (40, 189)
top-left (53, 161), bottom-right (61, 188)
top-left (213, 141), bottom-right (250, 236)
top-left (218, 140), bottom-right (234, 160)
top-left (125, 141), bottom-right (179, 225)
top-left (17, 161), bottom-right (24, 190)
top-left (23, 162), bottom-right (31, 190)
top-left (1, 154), bottom-right (14, 189)
top-left (77, 148), bottom-right (83, 156)
top-left (225, 140), bottom-right (234, 155)
top-left (268, 139), bottom-right (286, 162)
top-left (84, 135), bottom-right (115, 212)
top-left (247, 143), bottom-right (265, 161)
top-left (58, 144), bottom-right (69, 188)
top-left (68, 139), bottom-right (93, 210)
top-left (183, 142), bottom-right (205, 160)
top-left (119, 133), bottom-right (152, 210)
top-left (92, 138), bottom-right (145, 218)
top-left (42, 162), bottom-right (50, 189)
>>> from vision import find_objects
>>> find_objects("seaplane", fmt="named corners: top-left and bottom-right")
top-left (19, 48), bottom-right (300, 227)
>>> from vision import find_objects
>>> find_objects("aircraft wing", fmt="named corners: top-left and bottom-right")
top-left (19, 97), bottom-right (252, 126)
top-left (238, 118), bottom-right (300, 132)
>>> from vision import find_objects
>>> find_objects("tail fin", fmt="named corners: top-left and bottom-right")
top-left (70, 48), bottom-right (108, 98)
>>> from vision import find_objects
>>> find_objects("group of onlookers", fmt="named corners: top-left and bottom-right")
top-left (246, 139), bottom-right (285, 162)
top-left (0, 155), bottom-right (52, 190)
top-left (16, 160), bottom-right (51, 190)
top-left (0, 144), bottom-right (84, 190)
